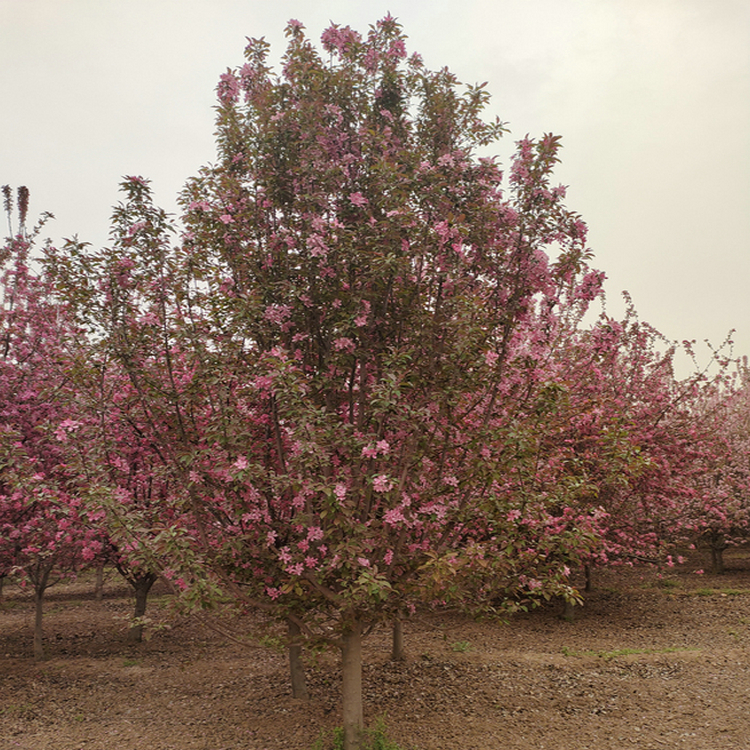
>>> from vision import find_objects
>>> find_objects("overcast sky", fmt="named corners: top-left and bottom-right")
top-left (2, 0), bottom-right (748, 375)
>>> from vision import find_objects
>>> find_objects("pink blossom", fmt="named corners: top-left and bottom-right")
top-left (263, 304), bottom-right (292, 326)
top-left (334, 337), bottom-right (355, 353)
top-left (384, 549), bottom-right (394, 566)
top-left (307, 526), bottom-right (324, 542)
top-left (334, 483), bottom-right (347, 500)
top-left (387, 39), bottom-right (407, 59)
top-left (219, 214), bottom-right (234, 224)
top-left (217, 71), bottom-right (239, 104)
top-left (348, 192), bottom-right (368, 207)
top-left (306, 233), bottom-right (328, 258)
top-left (384, 508), bottom-right (405, 526)
top-left (373, 474), bottom-right (393, 493)
top-left (357, 557), bottom-right (371, 568)
top-left (354, 300), bottom-right (370, 327)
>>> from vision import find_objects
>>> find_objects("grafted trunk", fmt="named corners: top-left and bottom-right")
top-left (391, 617), bottom-right (405, 661)
top-left (127, 572), bottom-right (157, 643)
top-left (288, 619), bottom-right (309, 700)
top-left (562, 598), bottom-right (576, 622)
top-left (32, 564), bottom-right (52, 661)
top-left (710, 546), bottom-right (725, 575)
top-left (341, 619), bottom-right (364, 750)
top-left (94, 564), bottom-right (105, 602)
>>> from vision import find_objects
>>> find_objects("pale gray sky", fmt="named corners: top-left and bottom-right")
top-left (2, 0), bottom-right (748, 374)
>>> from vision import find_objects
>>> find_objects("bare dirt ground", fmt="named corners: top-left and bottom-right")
top-left (2, 551), bottom-right (750, 750)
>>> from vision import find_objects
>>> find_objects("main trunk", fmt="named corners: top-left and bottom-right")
top-left (391, 617), bottom-right (405, 661)
top-left (341, 619), bottom-right (364, 750)
top-left (287, 619), bottom-right (309, 700)
top-left (711, 546), bottom-right (725, 575)
top-left (94, 564), bottom-right (105, 602)
top-left (127, 573), bottom-right (157, 643)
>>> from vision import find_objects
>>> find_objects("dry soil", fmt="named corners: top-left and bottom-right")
top-left (1, 551), bottom-right (750, 750)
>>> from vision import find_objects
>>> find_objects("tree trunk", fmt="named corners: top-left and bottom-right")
top-left (391, 616), bottom-right (405, 661)
top-left (710, 546), bottom-right (725, 575)
top-left (287, 619), bottom-right (309, 700)
top-left (584, 564), bottom-right (592, 593)
top-left (127, 573), bottom-right (157, 643)
top-left (33, 586), bottom-right (45, 660)
top-left (562, 598), bottom-right (576, 622)
top-left (341, 619), bottom-right (364, 750)
top-left (94, 564), bottom-right (105, 602)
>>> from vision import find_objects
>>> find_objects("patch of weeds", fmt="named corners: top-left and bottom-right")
top-left (259, 633), bottom-right (284, 652)
top-left (122, 658), bottom-right (140, 668)
top-left (450, 640), bottom-right (471, 653)
top-left (311, 717), bottom-right (415, 750)
top-left (658, 578), bottom-right (681, 590)
top-left (1, 702), bottom-right (36, 720)
top-left (692, 587), bottom-right (750, 597)
top-left (561, 645), bottom-right (699, 660)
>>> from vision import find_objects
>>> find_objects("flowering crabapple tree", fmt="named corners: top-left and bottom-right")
top-left (0, 199), bottom-right (101, 659)
top-left (71, 360), bottom-right (177, 642)
top-left (676, 363), bottom-right (750, 573)
top-left (61, 18), bottom-right (606, 747)
top-left (536, 302), bottom-right (742, 591)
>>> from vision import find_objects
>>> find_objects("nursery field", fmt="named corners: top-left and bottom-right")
top-left (2, 552), bottom-right (750, 750)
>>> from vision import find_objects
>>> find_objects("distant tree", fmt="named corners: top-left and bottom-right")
top-left (0, 204), bottom-right (98, 659)
top-left (678, 363), bottom-right (750, 574)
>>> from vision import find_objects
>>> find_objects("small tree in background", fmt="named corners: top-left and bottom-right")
top-left (0, 199), bottom-right (99, 659)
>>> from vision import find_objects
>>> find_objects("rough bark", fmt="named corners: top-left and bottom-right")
top-left (710, 546), bottom-right (725, 575)
top-left (562, 598), bottom-right (576, 622)
top-left (127, 572), bottom-right (157, 643)
top-left (584, 564), bottom-right (592, 593)
top-left (341, 619), bottom-right (364, 750)
top-left (287, 619), bottom-right (309, 700)
top-left (32, 564), bottom-right (52, 661)
top-left (33, 586), bottom-right (45, 660)
top-left (391, 617), bottom-right (405, 661)
top-left (94, 564), bottom-right (105, 602)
